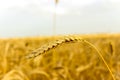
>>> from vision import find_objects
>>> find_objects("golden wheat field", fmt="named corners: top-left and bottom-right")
top-left (0, 34), bottom-right (120, 80)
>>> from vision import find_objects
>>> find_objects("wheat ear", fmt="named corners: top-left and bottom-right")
top-left (26, 35), bottom-right (115, 80)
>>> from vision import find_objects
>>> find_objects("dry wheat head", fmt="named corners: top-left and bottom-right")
top-left (26, 35), bottom-right (84, 59)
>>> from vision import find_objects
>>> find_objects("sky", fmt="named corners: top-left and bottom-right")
top-left (0, 0), bottom-right (120, 37)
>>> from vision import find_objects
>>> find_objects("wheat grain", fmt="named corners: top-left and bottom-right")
top-left (26, 35), bottom-right (83, 59)
top-left (26, 35), bottom-right (116, 80)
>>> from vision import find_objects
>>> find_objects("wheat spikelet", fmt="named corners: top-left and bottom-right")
top-left (26, 35), bottom-right (84, 59)
top-left (26, 35), bottom-right (116, 80)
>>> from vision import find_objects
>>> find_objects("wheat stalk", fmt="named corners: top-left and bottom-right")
top-left (26, 35), bottom-right (116, 80)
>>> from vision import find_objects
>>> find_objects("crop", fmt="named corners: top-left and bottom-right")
top-left (0, 34), bottom-right (120, 80)
top-left (26, 35), bottom-right (115, 80)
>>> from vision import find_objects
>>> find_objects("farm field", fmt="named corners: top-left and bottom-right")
top-left (0, 34), bottom-right (120, 80)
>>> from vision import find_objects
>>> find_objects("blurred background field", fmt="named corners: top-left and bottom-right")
top-left (0, 34), bottom-right (120, 80)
